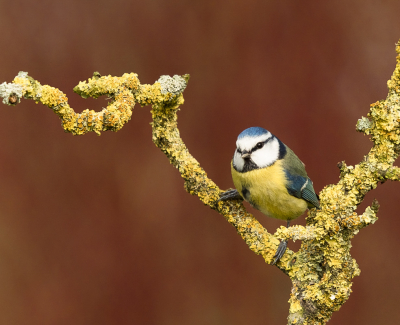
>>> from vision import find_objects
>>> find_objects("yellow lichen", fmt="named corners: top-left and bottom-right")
top-left (1, 41), bottom-right (400, 325)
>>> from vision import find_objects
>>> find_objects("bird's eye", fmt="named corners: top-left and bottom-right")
top-left (256, 142), bottom-right (264, 149)
top-left (237, 148), bottom-right (242, 154)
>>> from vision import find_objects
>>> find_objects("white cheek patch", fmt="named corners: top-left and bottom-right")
top-left (236, 133), bottom-right (271, 152)
top-left (249, 138), bottom-right (279, 168)
top-left (233, 150), bottom-right (244, 171)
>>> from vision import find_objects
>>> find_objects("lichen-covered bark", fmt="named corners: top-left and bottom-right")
top-left (1, 41), bottom-right (400, 325)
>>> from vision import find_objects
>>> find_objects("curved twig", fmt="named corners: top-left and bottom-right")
top-left (1, 41), bottom-right (400, 325)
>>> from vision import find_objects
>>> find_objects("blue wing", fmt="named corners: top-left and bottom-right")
top-left (284, 171), bottom-right (320, 209)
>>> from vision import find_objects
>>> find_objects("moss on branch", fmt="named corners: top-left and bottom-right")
top-left (1, 41), bottom-right (400, 325)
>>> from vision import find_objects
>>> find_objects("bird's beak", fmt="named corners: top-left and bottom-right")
top-left (241, 151), bottom-right (251, 159)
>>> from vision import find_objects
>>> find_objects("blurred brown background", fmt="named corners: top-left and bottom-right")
top-left (0, 1), bottom-right (399, 324)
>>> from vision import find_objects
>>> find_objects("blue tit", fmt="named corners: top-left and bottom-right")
top-left (219, 127), bottom-right (320, 264)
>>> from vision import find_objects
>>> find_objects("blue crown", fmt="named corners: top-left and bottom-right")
top-left (238, 127), bottom-right (269, 139)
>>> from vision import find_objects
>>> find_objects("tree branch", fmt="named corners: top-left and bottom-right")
top-left (1, 40), bottom-right (400, 324)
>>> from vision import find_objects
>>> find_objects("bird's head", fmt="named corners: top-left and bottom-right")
top-left (233, 127), bottom-right (281, 172)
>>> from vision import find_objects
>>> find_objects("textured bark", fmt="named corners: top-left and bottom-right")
top-left (1, 41), bottom-right (400, 324)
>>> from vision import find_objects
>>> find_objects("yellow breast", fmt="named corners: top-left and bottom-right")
top-left (231, 160), bottom-right (307, 221)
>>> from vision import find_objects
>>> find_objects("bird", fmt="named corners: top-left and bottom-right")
top-left (218, 127), bottom-right (320, 265)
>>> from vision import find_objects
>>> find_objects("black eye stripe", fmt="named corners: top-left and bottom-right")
top-left (251, 138), bottom-right (271, 152)
top-left (236, 136), bottom-right (272, 154)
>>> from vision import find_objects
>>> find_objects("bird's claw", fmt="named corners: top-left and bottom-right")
top-left (272, 240), bottom-right (288, 265)
top-left (218, 189), bottom-right (243, 202)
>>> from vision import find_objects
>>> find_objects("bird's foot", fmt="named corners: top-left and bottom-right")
top-left (272, 240), bottom-right (288, 265)
top-left (218, 189), bottom-right (243, 202)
